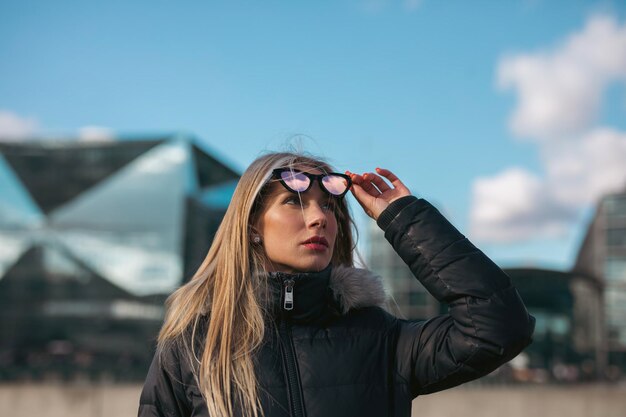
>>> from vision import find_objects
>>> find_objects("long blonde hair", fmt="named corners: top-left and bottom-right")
top-left (157, 152), bottom-right (356, 417)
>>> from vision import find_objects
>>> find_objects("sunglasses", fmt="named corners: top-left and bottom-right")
top-left (272, 168), bottom-right (352, 198)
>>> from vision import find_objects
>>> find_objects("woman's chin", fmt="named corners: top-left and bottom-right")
top-left (300, 260), bottom-right (331, 273)
top-left (284, 260), bottom-right (331, 273)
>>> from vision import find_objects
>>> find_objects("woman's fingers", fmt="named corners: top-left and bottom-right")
top-left (349, 181), bottom-right (389, 220)
top-left (347, 169), bottom-right (406, 196)
top-left (375, 167), bottom-right (410, 194)
top-left (345, 172), bottom-right (376, 218)
top-left (358, 177), bottom-right (380, 195)
top-left (347, 171), bottom-right (379, 197)
top-left (364, 172), bottom-right (391, 193)
top-left (349, 183), bottom-right (372, 210)
top-left (346, 169), bottom-right (400, 220)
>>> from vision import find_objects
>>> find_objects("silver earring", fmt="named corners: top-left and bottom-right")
top-left (253, 235), bottom-right (261, 244)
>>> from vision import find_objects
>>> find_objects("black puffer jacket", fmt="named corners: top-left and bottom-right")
top-left (139, 196), bottom-right (535, 417)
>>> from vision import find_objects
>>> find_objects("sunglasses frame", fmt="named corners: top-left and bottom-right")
top-left (272, 168), bottom-right (352, 198)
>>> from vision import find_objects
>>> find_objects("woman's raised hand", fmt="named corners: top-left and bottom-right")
top-left (345, 168), bottom-right (412, 221)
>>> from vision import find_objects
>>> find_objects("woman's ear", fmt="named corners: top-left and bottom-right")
top-left (249, 223), bottom-right (263, 243)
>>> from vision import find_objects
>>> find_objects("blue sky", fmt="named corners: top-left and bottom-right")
top-left (1, 0), bottom-right (626, 270)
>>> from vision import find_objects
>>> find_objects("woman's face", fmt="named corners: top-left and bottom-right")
top-left (255, 168), bottom-right (339, 273)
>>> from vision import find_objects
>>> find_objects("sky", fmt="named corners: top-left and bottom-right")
top-left (1, 0), bottom-right (626, 271)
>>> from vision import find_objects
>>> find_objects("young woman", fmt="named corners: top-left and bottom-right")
top-left (138, 152), bottom-right (535, 417)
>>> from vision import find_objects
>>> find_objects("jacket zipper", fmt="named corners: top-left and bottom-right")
top-left (284, 278), bottom-right (294, 311)
top-left (278, 277), bottom-right (306, 417)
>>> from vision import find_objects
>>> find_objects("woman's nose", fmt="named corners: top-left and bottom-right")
top-left (305, 203), bottom-right (327, 228)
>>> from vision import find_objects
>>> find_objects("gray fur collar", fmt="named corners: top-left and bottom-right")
top-left (328, 265), bottom-right (388, 314)
top-left (202, 266), bottom-right (389, 316)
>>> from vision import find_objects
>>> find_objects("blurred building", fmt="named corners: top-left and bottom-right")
top-left (366, 220), bottom-right (440, 320)
top-left (505, 268), bottom-right (603, 381)
top-left (574, 190), bottom-right (626, 373)
top-left (0, 135), bottom-right (239, 382)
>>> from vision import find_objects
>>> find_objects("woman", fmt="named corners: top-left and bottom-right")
top-left (138, 152), bottom-right (535, 417)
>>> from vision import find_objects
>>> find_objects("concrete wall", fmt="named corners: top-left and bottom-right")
top-left (412, 384), bottom-right (626, 417)
top-left (1, 383), bottom-right (625, 417)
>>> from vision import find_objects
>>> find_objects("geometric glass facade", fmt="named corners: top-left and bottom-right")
top-left (0, 135), bottom-right (239, 381)
top-left (575, 191), bottom-right (626, 372)
top-left (600, 195), bottom-right (626, 354)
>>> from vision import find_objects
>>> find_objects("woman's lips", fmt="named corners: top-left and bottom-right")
top-left (302, 242), bottom-right (328, 251)
top-left (302, 236), bottom-right (329, 251)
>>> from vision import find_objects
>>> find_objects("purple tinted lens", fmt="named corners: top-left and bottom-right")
top-left (280, 171), bottom-right (310, 192)
top-left (322, 175), bottom-right (348, 195)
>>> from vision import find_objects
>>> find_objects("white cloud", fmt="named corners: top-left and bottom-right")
top-left (0, 110), bottom-right (39, 141)
top-left (470, 128), bottom-right (626, 241)
top-left (543, 128), bottom-right (626, 206)
top-left (497, 15), bottom-right (626, 140)
top-left (470, 168), bottom-right (575, 242)
top-left (472, 15), bottom-right (626, 244)
top-left (0, 111), bottom-right (117, 143)
top-left (77, 126), bottom-right (116, 142)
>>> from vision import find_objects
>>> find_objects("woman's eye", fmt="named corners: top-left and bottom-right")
top-left (283, 196), bottom-right (301, 205)
top-left (322, 201), bottom-right (335, 211)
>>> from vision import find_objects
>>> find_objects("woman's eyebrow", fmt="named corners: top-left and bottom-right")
top-left (271, 189), bottom-right (298, 201)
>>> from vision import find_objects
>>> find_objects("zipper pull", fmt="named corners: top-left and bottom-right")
top-left (283, 279), bottom-right (295, 311)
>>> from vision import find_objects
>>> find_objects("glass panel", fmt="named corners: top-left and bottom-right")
top-left (199, 180), bottom-right (238, 209)
top-left (0, 140), bottom-right (161, 214)
top-left (57, 230), bottom-right (182, 296)
top-left (0, 154), bottom-right (43, 280)
top-left (192, 144), bottom-right (239, 188)
top-left (49, 141), bottom-right (189, 253)
top-left (41, 243), bottom-right (88, 278)
top-left (550, 315), bottom-right (571, 336)
top-left (531, 311), bottom-right (548, 336)
top-left (43, 141), bottom-right (191, 295)
top-left (0, 232), bottom-right (30, 280)
top-left (608, 313), bottom-right (626, 328)
top-left (606, 229), bottom-right (626, 248)
top-left (606, 290), bottom-right (626, 341)
top-left (605, 257), bottom-right (626, 283)
top-left (0, 244), bottom-right (129, 300)
top-left (0, 154), bottom-right (43, 228)
top-left (606, 289), bottom-right (626, 309)
top-left (183, 140), bottom-right (199, 194)
top-left (605, 195), bottom-right (626, 217)
top-left (525, 311), bottom-right (570, 336)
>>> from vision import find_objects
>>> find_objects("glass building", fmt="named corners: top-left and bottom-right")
top-left (366, 220), bottom-right (440, 320)
top-left (504, 268), bottom-right (603, 381)
top-left (575, 191), bottom-right (626, 372)
top-left (0, 135), bottom-right (239, 381)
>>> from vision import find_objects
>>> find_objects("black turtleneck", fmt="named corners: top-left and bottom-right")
top-left (267, 263), bottom-right (339, 325)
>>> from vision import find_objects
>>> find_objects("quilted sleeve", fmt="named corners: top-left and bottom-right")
top-left (138, 342), bottom-right (191, 417)
top-left (378, 196), bottom-right (535, 397)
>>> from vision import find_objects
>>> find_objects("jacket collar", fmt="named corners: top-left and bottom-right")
top-left (267, 264), bottom-right (388, 324)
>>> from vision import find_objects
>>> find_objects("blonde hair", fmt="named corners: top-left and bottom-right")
top-left (157, 152), bottom-right (356, 417)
